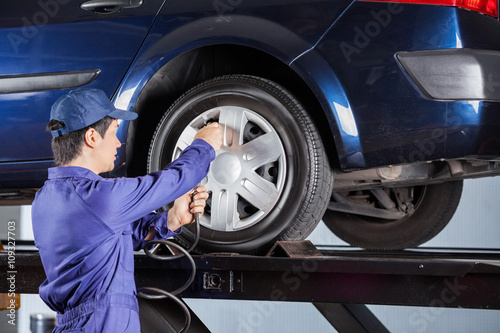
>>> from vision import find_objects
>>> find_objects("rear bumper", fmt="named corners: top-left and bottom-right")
top-left (397, 49), bottom-right (500, 102)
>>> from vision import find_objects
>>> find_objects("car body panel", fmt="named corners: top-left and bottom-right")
top-left (312, 2), bottom-right (500, 168)
top-left (0, 0), bottom-right (166, 186)
top-left (0, 0), bottom-right (499, 189)
top-left (113, 0), bottom-right (353, 113)
top-left (290, 49), bottom-right (363, 169)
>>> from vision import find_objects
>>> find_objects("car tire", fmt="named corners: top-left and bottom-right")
top-left (323, 181), bottom-right (463, 250)
top-left (148, 75), bottom-right (333, 254)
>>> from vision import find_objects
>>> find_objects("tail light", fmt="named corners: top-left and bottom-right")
top-left (360, 0), bottom-right (498, 18)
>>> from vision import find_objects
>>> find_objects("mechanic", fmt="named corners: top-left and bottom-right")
top-left (31, 88), bottom-right (222, 332)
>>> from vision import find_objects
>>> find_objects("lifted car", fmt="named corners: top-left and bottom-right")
top-left (1, 0), bottom-right (499, 253)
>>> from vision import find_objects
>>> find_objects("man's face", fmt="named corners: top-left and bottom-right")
top-left (94, 119), bottom-right (121, 174)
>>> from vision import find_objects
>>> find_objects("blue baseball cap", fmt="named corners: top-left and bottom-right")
top-left (50, 88), bottom-right (138, 137)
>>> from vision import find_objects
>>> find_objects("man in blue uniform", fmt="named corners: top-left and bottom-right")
top-left (31, 88), bottom-right (222, 332)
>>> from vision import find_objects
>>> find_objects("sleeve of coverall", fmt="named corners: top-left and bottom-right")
top-left (77, 139), bottom-right (216, 234)
top-left (130, 211), bottom-right (181, 250)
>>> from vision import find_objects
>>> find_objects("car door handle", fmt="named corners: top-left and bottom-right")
top-left (80, 0), bottom-right (143, 14)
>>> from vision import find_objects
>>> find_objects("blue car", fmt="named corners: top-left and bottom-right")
top-left (1, 0), bottom-right (499, 253)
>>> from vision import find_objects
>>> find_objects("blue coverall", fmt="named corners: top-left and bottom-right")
top-left (32, 139), bottom-right (215, 332)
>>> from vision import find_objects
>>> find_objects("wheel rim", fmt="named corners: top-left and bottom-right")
top-left (173, 106), bottom-right (286, 231)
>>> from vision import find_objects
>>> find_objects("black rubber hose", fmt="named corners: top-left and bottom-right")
top-left (137, 212), bottom-right (200, 333)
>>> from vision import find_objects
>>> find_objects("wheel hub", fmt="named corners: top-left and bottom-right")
top-left (212, 152), bottom-right (241, 185)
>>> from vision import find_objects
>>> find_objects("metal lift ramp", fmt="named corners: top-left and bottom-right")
top-left (1, 240), bottom-right (499, 332)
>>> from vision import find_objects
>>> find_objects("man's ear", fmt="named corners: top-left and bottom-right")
top-left (84, 128), bottom-right (100, 148)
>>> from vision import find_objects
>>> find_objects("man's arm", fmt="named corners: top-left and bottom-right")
top-left (130, 185), bottom-right (210, 250)
top-left (81, 140), bottom-right (213, 231)
top-left (130, 211), bottom-right (175, 250)
top-left (80, 123), bottom-right (222, 234)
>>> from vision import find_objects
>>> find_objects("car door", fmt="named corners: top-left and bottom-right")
top-left (0, 0), bottom-right (165, 187)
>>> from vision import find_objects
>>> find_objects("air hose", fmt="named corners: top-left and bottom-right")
top-left (137, 200), bottom-right (201, 333)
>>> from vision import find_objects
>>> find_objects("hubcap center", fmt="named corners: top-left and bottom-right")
top-left (212, 152), bottom-right (241, 185)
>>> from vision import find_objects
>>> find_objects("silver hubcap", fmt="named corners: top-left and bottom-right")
top-left (173, 106), bottom-right (286, 231)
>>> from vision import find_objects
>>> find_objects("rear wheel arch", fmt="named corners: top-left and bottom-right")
top-left (147, 74), bottom-right (333, 253)
top-left (125, 44), bottom-right (339, 176)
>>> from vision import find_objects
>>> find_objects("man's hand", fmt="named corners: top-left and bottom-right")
top-left (194, 122), bottom-right (222, 151)
top-left (167, 185), bottom-right (209, 231)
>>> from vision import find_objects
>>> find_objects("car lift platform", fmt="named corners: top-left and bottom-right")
top-left (1, 240), bottom-right (499, 332)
